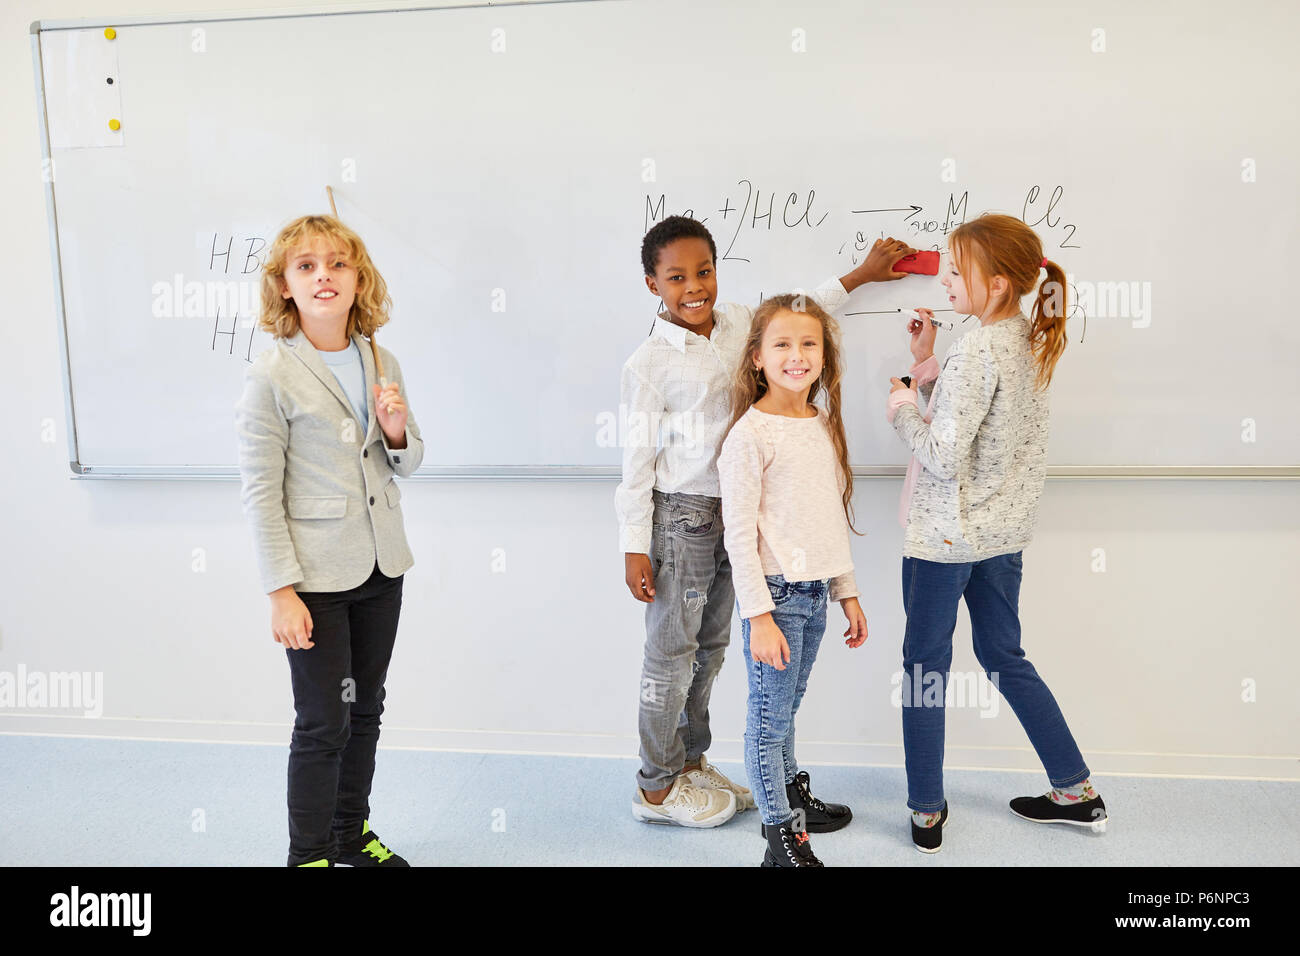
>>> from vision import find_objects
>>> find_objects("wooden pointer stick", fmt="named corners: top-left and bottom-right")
top-left (325, 185), bottom-right (394, 414)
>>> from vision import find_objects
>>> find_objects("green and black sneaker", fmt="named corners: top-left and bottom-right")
top-left (336, 820), bottom-right (410, 867)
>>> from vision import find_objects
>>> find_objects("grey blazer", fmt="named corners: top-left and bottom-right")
top-left (234, 328), bottom-right (425, 594)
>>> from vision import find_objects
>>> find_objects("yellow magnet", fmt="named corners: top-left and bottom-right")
top-left (108, 119), bottom-right (120, 131)
top-left (104, 27), bottom-right (116, 39)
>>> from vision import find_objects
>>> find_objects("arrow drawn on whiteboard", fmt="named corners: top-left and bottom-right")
top-left (850, 205), bottom-right (922, 215)
top-left (844, 307), bottom-right (958, 318)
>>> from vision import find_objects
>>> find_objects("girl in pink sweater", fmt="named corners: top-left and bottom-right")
top-left (718, 293), bottom-right (869, 867)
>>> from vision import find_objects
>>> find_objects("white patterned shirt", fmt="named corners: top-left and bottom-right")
top-left (615, 277), bottom-right (849, 554)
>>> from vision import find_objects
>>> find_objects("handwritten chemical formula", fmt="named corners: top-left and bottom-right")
top-left (644, 182), bottom-right (1088, 335)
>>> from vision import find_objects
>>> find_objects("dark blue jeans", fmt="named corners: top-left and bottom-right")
top-left (285, 560), bottom-right (403, 865)
top-left (900, 551), bottom-right (1089, 812)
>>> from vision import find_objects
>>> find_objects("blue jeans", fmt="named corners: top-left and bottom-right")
top-left (741, 574), bottom-right (829, 826)
top-left (900, 551), bottom-right (1090, 812)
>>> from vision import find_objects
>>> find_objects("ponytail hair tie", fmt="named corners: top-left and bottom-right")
top-left (1040, 257), bottom-right (1048, 268)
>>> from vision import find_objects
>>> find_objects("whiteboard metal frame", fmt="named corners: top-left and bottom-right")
top-left (30, 0), bottom-right (604, 33)
top-left (31, 27), bottom-right (83, 479)
top-left (30, 3), bottom-right (1299, 480)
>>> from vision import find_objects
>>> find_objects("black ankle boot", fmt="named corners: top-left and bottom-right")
top-left (761, 816), bottom-right (824, 867)
top-left (781, 771), bottom-right (853, 833)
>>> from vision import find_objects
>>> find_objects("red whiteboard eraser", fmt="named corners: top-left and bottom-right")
top-left (893, 250), bottom-right (940, 275)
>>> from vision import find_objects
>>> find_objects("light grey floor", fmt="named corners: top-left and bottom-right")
top-left (2, 735), bottom-right (1295, 866)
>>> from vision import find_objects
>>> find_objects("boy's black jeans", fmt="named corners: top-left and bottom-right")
top-left (284, 560), bottom-right (403, 865)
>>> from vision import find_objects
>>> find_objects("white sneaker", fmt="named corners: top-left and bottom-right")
top-left (632, 775), bottom-right (737, 827)
top-left (682, 754), bottom-right (757, 812)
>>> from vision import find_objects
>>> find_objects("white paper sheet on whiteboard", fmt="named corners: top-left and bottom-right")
top-left (41, 29), bottom-right (123, 150)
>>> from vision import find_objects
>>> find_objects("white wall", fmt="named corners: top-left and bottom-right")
top-left (3, 0), bottom-right (1296, 781)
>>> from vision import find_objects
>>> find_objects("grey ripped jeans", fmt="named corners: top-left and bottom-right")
top-left (636, 490), bottom-right (736, 792)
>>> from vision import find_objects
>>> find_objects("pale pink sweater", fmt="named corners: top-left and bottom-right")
top-left (718, 405), bottom-right (859, 619)
top-left (887, 354), bottom-right (941, 527)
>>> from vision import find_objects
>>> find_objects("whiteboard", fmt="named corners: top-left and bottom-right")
top-left (32, 0), bottom-right (1300, 476)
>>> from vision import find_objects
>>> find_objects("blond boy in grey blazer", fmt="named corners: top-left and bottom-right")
top-left (235, 215), bottom-right (423, 867)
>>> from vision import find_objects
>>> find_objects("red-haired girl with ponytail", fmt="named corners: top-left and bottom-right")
top-left (884, 213), bottom-right (1106, 853)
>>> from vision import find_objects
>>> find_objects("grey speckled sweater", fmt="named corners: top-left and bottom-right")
top-left (891, 313), bottom-right (1049, 563)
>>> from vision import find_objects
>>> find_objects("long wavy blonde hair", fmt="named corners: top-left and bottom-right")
top-left (726, 294), bottom-right (860, 535)
top-left (949, 213), bottom-right (1068, 390)
top-left (258, 214), bottom-right (392, 339)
